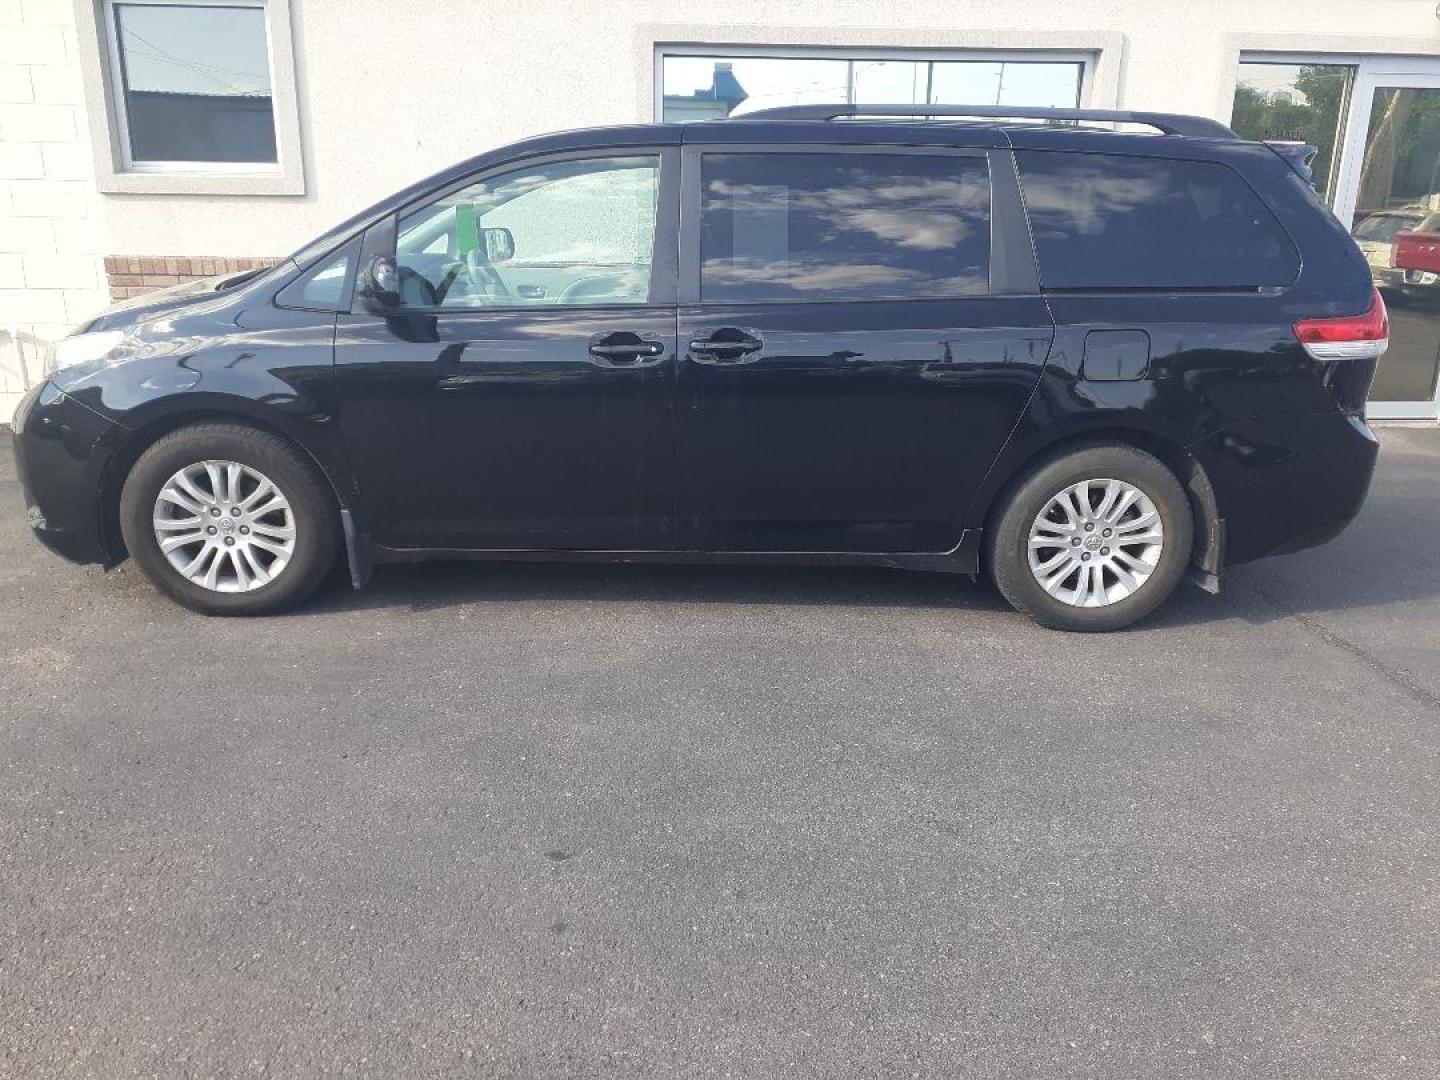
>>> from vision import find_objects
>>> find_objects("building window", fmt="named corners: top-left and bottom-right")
top-left (104, 0), bottom-right (276, 170)
top-left (1230, 61), bottom-right (1355, 205)
top-left (658, 48), bottom-right (1087, 123)
top-left (79, 0), bottom-right (303, 194)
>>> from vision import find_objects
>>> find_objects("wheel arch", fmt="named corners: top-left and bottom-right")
top-left (97, 401), bottom-right (352, 563)
top-left (974, 423), bottom-right (1223, 583)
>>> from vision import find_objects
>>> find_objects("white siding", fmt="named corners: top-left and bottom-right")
top-left (0, 0), bottom-right (107, 421)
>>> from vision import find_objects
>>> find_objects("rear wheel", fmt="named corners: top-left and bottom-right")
top-left (119, 423), bottom-right (337, 615)
top-left (987, 444), bottom-right (1193, 632)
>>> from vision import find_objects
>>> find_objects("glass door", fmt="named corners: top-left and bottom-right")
top-left (1331, 65), bottom-right (1440, 420)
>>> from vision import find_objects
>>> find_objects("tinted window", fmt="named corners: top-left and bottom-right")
top-left (700, 153), bottom-right (990, 302)
top-left (395, 156), bottom-right (660, 308)
top-left (1015, 151), bottom-right (1300, 290)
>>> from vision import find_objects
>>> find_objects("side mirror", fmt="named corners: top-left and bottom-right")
top-left (482, 227), bottom-right (515, 263)
top-left (359, 255), bottom-right (400, 309)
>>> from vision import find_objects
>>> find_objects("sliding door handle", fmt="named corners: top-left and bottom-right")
top-left (687, 329), bottom-right (764, 364)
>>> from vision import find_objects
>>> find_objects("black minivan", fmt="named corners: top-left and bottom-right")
top-left (11, 105), bottom-right (1386, 631)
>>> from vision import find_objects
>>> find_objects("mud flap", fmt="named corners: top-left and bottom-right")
top-left (339, 508), bottom-right (372, 589)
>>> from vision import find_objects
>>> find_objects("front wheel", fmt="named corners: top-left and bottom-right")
top-left (119, 423), bottom-right (337, 615)
top-left (987, 445), bottom-right (1194, 632)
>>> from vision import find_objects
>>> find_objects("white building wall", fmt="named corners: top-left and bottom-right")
top-left (2, 0), bottom-right (1440, 424)
top-left (0, 0), bottom-right (108, 421)
top-left (90, 0), bottom-right (1440, 258)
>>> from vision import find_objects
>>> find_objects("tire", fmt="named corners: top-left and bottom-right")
top-left (987, 444), bottom-right (1194, 632)
top-left (119, 422), bottom-right (338, 615)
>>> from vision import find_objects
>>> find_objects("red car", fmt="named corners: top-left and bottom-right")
top-left (1393, 213), bottom-right (1440, 275)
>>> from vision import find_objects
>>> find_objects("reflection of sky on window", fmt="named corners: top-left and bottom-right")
top-left (663, 56), bottom-right (1082, 112)
top-left (700, 154), bottom-right (991, 301)
top-left (116, 3), bottom-right (270, 96)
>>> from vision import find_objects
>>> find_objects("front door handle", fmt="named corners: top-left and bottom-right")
top-left (688, 329), bottom-right (764, 364)
top-left (587, 333), bottom-right (667, 368)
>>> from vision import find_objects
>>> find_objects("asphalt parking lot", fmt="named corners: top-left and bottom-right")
top-left (2, 426), bottom-right (1438, 1079)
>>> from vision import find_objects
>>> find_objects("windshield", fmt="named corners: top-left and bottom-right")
top-left (1353, 213), bottom-right (1423, 243)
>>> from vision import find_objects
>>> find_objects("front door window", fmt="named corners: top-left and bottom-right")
top-left (394, 156), bottom-right (661, 309)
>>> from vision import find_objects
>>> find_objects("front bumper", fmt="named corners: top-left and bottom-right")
top-left (1191, 409), bottom-right (1380, 569)
top-left (11, 381), bottom-right (124, 566)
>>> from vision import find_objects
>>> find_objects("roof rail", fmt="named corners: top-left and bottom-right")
top-left (728, 104), bottom-right (1238, 140)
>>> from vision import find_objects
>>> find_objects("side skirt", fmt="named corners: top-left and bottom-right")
top-left (362, 528), bottom-right (984, 580)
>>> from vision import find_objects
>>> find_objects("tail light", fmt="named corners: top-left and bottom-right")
top-left (1294, 289), bottom-right (1389, 361)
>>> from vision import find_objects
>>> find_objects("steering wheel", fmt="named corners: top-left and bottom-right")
top-left (430, 260), bottom-right (468, 305)
top-left (465, 249), bottom-right (512, 303)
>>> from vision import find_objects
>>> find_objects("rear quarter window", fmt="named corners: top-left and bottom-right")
top-left (1015, 151), bottom-right (1300, 291)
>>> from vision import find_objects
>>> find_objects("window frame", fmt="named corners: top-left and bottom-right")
top-left (678, 144), bottom-right (1038, 306)
top-left (78, 0), bottom-right (305, 195)
top-left (361, 147), bottom-right (682, 316)
top-left (653, 44), bottom-right (1094, 122)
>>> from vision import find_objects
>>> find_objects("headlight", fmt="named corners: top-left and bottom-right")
top-left (50, 330), bottom-right (125, 372)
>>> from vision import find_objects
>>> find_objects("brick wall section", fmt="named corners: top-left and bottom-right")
top-left (104, 256), bottom-right (282, 301)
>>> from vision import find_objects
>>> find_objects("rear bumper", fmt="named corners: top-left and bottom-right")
top-left (11, 381), bottom-right (123, 566)
top-left (1191, 410), bottom-right (1379, 569)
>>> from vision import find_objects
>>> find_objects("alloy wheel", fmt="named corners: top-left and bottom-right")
top-left (1026, 478), bottom-right (1165, 608)
top-left (151, 460), bottom-right (296, 593)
